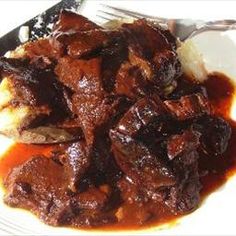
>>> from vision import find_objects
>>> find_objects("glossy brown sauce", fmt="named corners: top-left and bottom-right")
top-left (200, 72), bottom-right (236, 196)
top-left (0, 144), bottom-right (54, 179)
top-left (0, 72), bottom-right (235, 230)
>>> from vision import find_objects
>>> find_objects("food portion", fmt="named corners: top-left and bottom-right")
top-left (0, 11), bottom-right (234, 229)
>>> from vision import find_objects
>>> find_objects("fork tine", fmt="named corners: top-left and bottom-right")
top-left (97, 10), bottom-right (126, 20)
top-left (96, 14), bottom-right (112, 21)
top-left (102, 4), bottom-right (164, 22)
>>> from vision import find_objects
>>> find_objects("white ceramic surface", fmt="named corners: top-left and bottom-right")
top-left (0, 1), bottom-right (236, 235)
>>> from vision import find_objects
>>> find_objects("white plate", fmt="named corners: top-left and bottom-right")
top-left (1, 1), bottom-right (236, 235)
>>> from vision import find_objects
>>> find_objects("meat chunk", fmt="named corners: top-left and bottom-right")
top-left (165, 151), bottom-right (201, 213)
top-left (4, 157), bottom-right (72, 225)
top-left (152, 50), bottom-right (181, 90)
top-left (165, 128), bottom-right (201, 213)
top-left (101, 37), bottom-right (128, 92)
top-left (0, 57), bottom-right (68, 112)
top-left (164, 93), bottom-right (211, 120)
top-left (53, 10), bottom-right (101, 33)
top-left (55, 56), bottom-right (101, 92)
top-left (72, 95), bottom-right (109, 146)
top-left (4, 155), bottom-right (115, 227)
top-left (59, 141), bottom-right (90, 192)
top-left (122, 19), bottom-right (175, 58)
top-left (167, 75), bottom-right (208, 100)
top-left (116, 97), bottom-right (167, 138)
top-left (66, 30), bottom-right (109, 58)
top-left (0, 57), bottom-right (73, 143)
top-left (115, 62), bottom-right (148, 99)
top-left (166, 165), bottom-right (201, 213)
top-left (167, 129), bottom-right (201, 160)
top-left (127, 49), bottom-right (180, 95)
top-left (74, 187), bottom-right (108, 210)
top-left (197, 116), bottom-right (232, 156)
top-left (53, 30), bottom-right (114, 59)
top-left (21, 39), bottom-right (62, 60)
top-left (56, 57), bottom-right (108, 145)
top-left (51, 10), bottom-right (103, 58)
top-left (110, 130), bottom-right (176, 196)
top-left (122, 19), bottom-right (182, 91)
top-left (115, 62), bottom-right (164, 100)
top-left (61, 58), bottom-right (131, 146)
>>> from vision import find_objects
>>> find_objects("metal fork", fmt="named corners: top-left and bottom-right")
top-left (97, 5), bottom-right (236, 41)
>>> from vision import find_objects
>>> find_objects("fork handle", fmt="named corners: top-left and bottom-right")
top-left (189, 19), bottom-right (236, 38)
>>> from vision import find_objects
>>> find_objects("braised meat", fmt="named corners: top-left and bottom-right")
top-left (55, 56), bottom-right (101, 91)
top-left (53, 29), bottom-right (116, 59)
top-left (164, 93), bottom-right (211, 120)
top-left (196, 116), bottom-right (232, 156)
top-left (165, 152), bottom-right (201, 213)
top-left (110, 130), bottom-right (176, 190)
top-left (53, 10), bottom-right (101, 33)
top-left (122, 19), bottom-right (182, 92)
top-left (167, 129), bottom-right (201, 160)
top-left (115, 62), bottom-right (148, 99)
top-left (165, 131), bottom-right (201, 212)
top-left (4, 156), bottom-right (115, 227)
top-left (59, 141), bottom-right (89, 192)
top-left (4, 156), bottom-right (71, 226)
top-left (21, 39), bottom-right (63, 60)
top-left (0, 57), bottom-right (70, 127)
top-left (1, 10), bottom-right (233, 230)
top-left (115, 96), bottom-right (167, 138)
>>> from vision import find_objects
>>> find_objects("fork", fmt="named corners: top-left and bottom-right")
top-left (97, 5), bottom-right (236, 41)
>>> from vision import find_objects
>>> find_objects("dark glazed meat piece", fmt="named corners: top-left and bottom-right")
top-left (53, 10), bottom-right (101, 33)
top-left (101, 38), bottom-right (128, 92)
top-left (53, 30), bottom-right (114, 59)
top-left (60, 57), bottom-right (131, 145)
top-left (21, 39), bottom-right (63, 60)
top-left (122, 19), bottom-right (174, 58)
top-left (165, 143), bottom-right (201, 213)
top-left (64, 30), bottom-right (109, 58)
top-left (59, 141), bottom-right (90, 192)
top-left (164, 128), bottom-right (201, 212)
top-left (88, 96), bottom-right (132, 175)
top-left (167, 75), bottom-right (208, 100)
top-left (116, 96), bottom-right (167, 138)
top-left (152, 50), bottom-right (181, 89)
top-left (4, 156), bottom-right (116, 227)
top-left (4, 157), bottom-right (71, 226)
top-left (51, 10), bottom-right (102, 58)
top-left (196, 116), bottom-right (232, 156)
top-left (0, 57), bottom-right (70, 125)
top-left (56, 56), bottom-right (114, 144)
top-left (71, 71), bottom-right (108, 145)
top-left (167, 130), bottom-right (201, 160)
top-left (122, 19), bottom-right (182, 91)
top-left (166, 154), bottom-right (201, 213)
top-left (74, 187), bottom-right (109, 210)
top-left (165, 128), bottom-right (202, 213)
top-left (55, 56), bottom-right (101, 91)
top-left (110, 130), bottom-right (176, 196)
top-left (164, 93), bottom-right (211, 120)
top-left (115, 62), bottom-right (148, 99)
